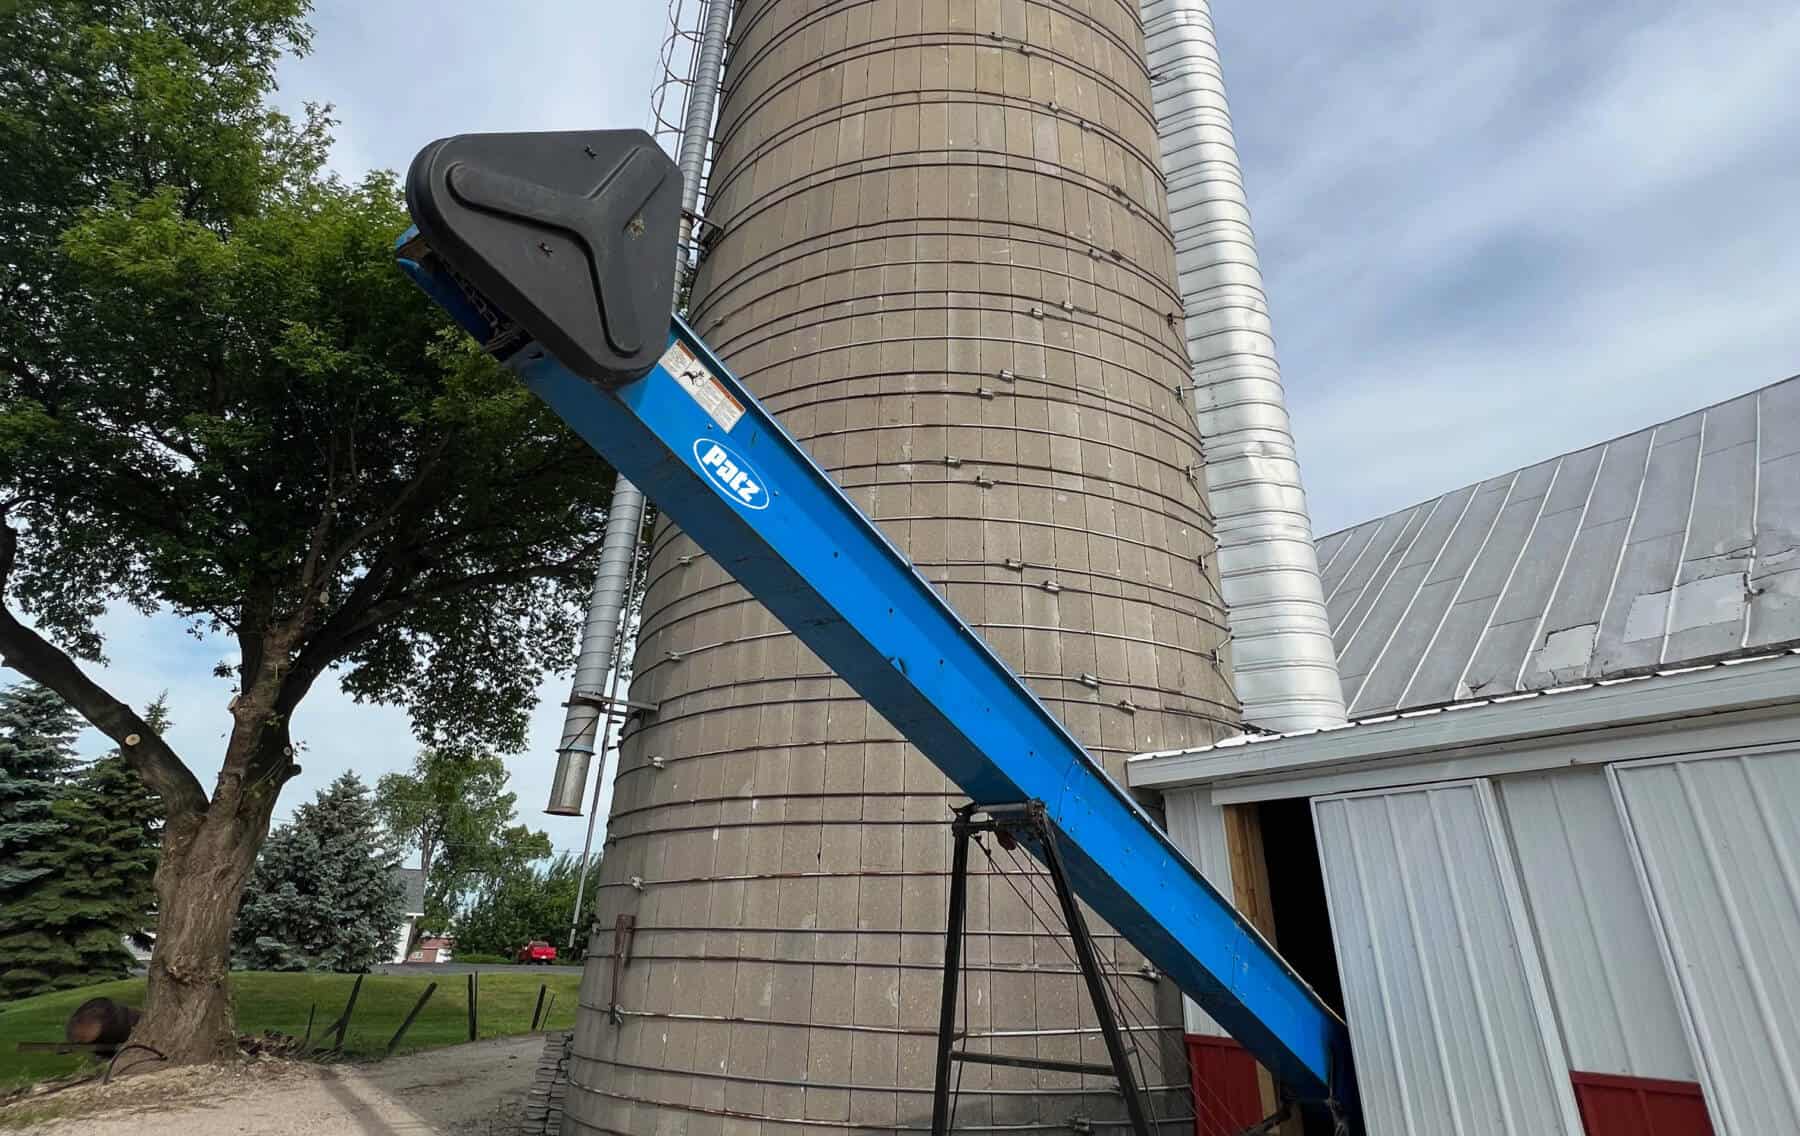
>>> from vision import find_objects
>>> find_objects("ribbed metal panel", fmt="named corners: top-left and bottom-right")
top-left (1611, 750), bottom-right (1800, 1136)
top-left (1161, 787), bottom-right (1232, 1039)
top-left (1313, 781), bottom-right (1584, 1136)
top-left (567, 2), bottom-right (1238, 1133)
top-left (1139, 0), bottom-right (1346, 733)
top-left (1315, 375), bottom-right (1800, 715)
top-left (1495, 767), bottom-right (1696, 1081)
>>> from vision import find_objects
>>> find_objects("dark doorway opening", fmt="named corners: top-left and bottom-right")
top-left (1257, 797), bottom-right (1344, 1017)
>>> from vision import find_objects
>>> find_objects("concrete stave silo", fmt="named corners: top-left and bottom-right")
top-left (569, 3), bottom-right (1240, 1132)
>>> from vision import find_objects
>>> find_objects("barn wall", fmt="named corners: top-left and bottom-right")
top-left (1162, 787), bottom-right (1233, 1039)
top-left (1611, 749), bottom-right (1800, 1136)
top-left (1495, 766), bottom-right (1696, 1081)
top-left (1312, 781), bottom-right (1584, 1136)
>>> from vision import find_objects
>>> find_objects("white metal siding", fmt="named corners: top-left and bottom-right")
top-left (1497, 767), bottom-right (1697, 1080)
top-left (1163, 787), bottom-right (1236, 1037)
top-left (1314, 782), bottom-right (1583, 1136)
top-left (1611, 750), bottom-right (1800, 1136)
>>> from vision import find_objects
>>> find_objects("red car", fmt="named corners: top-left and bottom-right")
top-left (515, 940), bottom-right (557, 965)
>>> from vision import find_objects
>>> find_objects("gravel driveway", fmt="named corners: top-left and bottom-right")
top-left (18, 1035), bottom-right (546, 1136)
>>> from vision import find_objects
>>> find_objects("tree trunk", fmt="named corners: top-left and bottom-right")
top-left (127, 723), bottom-right (287, 1068)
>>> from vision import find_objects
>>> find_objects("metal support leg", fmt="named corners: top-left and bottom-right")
top-left (931, 802), bottom-right (1157, 1136)
top-left (930, 806), bottom-right (975, 1136)
top-left (1037, 808), bottom-right (1156, 1136)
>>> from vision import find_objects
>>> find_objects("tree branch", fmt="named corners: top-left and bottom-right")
top-left (0, 524), bottom-right (209, 817)
top-left (318, 438), bottom-right (455, 584)
top-left (340, 542), bottom-right (603, 642)
top-left (274, 540), bottom-right (601, 719)
top-left (237, 580), bottom-right (275, 687)
top-left (1, 352), bottom-right (37, 384)
top-left (273, 447), bottom-right (461, 683)
top-left (133, 421), bottom-right (202, 465)
top-left (287, 438), bottom-right (342, 638)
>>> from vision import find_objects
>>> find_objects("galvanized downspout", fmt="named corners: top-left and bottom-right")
top-left (565, 650), bottom-right (624, 946)
top-left (546, 495), bottom-right (642, 814)
top-left (1142, 0), bottom-right (1347, 732)
top-left (545, 0), bottom-right (732, 815)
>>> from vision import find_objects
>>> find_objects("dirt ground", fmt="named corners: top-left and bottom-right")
top-left (8, 1035), bottom-right (545, 1136)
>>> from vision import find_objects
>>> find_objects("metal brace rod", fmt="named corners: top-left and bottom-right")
top-left (563, 694), bottom-right (661, 713)
top-left (949, 1050), bottom-right (1117, 1077)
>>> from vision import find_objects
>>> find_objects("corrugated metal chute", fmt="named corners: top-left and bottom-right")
top-left (1141, 0), bottom-right (1346, 733)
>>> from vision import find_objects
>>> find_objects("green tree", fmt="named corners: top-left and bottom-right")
top-left (0, 681), bottom-right (82, 996)
top-left (0, 2), bottom-right (613, 1061)
top-left (0, 691), bottom-right (166, 996)
top-left (452, 853), bottom-right (600, 959)
top-left (68, 696), bottom-right (167, 954)
top-left (0, 738), bottom-right (165, 993)
top-left (375, 748), bottom-right (553, 936)
top-left (233, 773), bottom-right (402, 972)
top-left (0, 682), bottom-right (79, 883)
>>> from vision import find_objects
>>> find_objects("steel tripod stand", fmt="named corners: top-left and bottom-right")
top-left (930, 801), bottom-right (1155, 1136)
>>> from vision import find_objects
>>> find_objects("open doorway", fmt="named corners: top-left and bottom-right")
top-left (1257, 797), bottom-right (1344, 1016)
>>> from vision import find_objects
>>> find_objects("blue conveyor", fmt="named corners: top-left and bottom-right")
top-left (399, 128), bottom-right (1355, 1116)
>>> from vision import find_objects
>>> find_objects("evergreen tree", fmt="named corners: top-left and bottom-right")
top-left (0, 681), bottom-right (81, 997)
top-left (83, 696), bottom-right (166, 953)
top-left (0, 685), bottom-right (165, 994)
top-left (233, 773), bottom-right (403, 972)
top-left (0, 683), bottom-right (79, 884)
top-left (231, 819), bottom-right (330, 972)
top-left (41, 696), bottom-right (167, 978)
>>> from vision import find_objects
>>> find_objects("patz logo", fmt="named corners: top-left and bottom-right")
top-left (693, 438), bottom-right (769, 511)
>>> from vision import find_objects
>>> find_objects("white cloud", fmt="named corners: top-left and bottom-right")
top-left (1211, 0), bottom-right (1800, 532)
top-left (273, 0), bottom-right (667, 178)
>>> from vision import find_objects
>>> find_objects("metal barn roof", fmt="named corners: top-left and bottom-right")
top-left (1312, 374), bottom-right (1800, 717)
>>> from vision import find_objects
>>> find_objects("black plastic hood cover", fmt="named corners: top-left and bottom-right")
top-left (406, 129), bottom-right (682, 386)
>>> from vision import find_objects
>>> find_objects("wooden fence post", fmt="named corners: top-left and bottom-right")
top-left (311, 974), bottom-right (365, 1055)
top-left (531, 983), bottom-right (549, 1031)
top-left (386, 982), bottom-right (438, 1056)
top-left (330, 974), bottom-right (364, 1054)
top-left (467, 972), bottom-right (478, 1042)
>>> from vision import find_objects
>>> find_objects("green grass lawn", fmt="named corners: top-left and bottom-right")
top-left (0, 969), bottom-right (582, 1090)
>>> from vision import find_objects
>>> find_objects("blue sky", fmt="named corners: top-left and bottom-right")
top-left (57, 0), bottom-right (1800, 856)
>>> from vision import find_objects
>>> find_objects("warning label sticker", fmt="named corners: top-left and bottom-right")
top-left (660, 340), bottom-right (744, 433)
